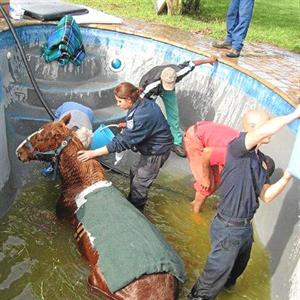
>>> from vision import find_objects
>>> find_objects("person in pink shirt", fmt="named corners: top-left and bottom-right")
top-left (184, 121), bottom-right (239, 213)
top-left (184, 119), bottom-right (275, 214)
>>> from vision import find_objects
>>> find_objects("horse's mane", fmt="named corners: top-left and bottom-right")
top-left (43, 119), bottom-right (107, 216)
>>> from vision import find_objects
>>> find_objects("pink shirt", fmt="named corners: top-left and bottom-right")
top-left (195, 121), bottom-right (239, 166)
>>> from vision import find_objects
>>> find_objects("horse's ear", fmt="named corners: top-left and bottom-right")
top-left (60, 113), bottom-right (71, 125)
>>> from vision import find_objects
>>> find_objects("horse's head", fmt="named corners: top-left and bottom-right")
top-left (16, 113), bottom-right (76, 162)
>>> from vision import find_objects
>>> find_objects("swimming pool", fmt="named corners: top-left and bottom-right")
top-left (0, 24), bottom-right (299, 300)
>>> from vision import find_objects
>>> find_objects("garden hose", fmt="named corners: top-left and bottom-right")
top-left (0, 5), bottom-right (55, 120)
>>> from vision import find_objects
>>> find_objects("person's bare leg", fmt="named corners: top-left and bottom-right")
top-left (191, 192), bottom-right (207, 213)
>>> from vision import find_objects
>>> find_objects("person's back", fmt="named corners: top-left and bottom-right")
top-left (130, 98), bottom-right (173, 155)
top-left (139, 64), bottom-right (183, 99)
top-left (184, 120), bottom-right (239, 213)
top-left (218, 132), bottom-right (269, 219)
top-left (195, 121), bottom-right (238, 163)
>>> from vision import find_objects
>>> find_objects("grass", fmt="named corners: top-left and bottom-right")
top-left (69, 0), bottom-right (300, 52)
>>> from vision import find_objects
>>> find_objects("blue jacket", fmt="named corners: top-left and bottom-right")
top-left (107, 98), bottom-right (173, 155)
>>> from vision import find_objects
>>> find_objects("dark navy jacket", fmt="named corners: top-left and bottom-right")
top-left (218, 133), bottom-right (270, 220)
top-left (106, 98), bottom-right (173, 155)
top-left (139, 61), bottom-right (196, 99)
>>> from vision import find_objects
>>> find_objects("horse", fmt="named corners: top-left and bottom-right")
top-left (16, 113), bottom-right (185, 300)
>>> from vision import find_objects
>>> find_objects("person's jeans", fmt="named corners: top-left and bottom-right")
top-left (128, 151), bottom-right (171, 210)
top-left (225, 0), bottom-right (255, 51)
top-left (161, 90), bottom-right (183, 146)
top-left (188, 215), bottom-right (253, 299)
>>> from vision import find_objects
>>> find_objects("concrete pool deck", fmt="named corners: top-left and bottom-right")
top-left (1, 17), bottom-right (298, 108)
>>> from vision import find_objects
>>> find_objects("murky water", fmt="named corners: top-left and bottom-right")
top-left (0, 169), bottom-right (270, 300)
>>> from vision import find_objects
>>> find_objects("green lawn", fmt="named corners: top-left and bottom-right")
top-left (69, 0), bottom-right (300, 52)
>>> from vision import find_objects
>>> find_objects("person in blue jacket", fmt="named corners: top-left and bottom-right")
top-left (77, 82), bottom-right (173, 211)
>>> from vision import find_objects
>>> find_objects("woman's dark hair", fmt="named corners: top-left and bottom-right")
top-left (114, 82), bottom-right (143, 103)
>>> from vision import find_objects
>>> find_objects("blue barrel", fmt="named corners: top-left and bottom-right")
top-left (90, 124), bottom-right (115, 150)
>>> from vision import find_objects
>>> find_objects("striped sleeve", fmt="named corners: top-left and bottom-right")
top-left (176, 61), bottom-right (196, 82)
top-left (140, 80), bottom-right (161, 99)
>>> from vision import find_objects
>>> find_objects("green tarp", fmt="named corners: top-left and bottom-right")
top-left (76, 183), bottom-right (186, 292)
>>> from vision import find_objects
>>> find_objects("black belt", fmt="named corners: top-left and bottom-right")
top-left (216, 214), bottom-right (252, 226)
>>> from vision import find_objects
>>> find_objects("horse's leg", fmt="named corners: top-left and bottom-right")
top-left (88, 265), bottom-right (123, 300)
top-left (75, 229), bottom-right (121, 299)
top-left (55, 195), bottom-right (75, 220)
top-left (75, 227), bottom-right (179, 300)
top-left (76, 229), bottom-right (99, 264)
top-left (89, 267), bottom-right (178, 300)
top-left (115, 273), bottom-right (179, 300)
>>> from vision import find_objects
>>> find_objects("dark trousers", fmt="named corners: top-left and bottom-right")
top-left (128, 151), bottom-right (170, 210)
top-left (188, 215), bottom-right (253, 300)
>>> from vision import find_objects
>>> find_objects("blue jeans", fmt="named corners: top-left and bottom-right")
top-left (188, 215), bottom-right (253, 300)
top-left (225, 0), bottom-right (255, 51)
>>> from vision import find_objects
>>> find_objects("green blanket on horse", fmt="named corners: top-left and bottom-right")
top-left (75, 182), bottom-right (186, 293)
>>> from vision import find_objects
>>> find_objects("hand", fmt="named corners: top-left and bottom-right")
top-left (200, 176), bottom-right (211, 192)
top-left (77, 150), bottom-right (96, 162)
top-left (207, 55), bottom-right (218, 65)
top-left (118, 122), bottom-right (126, 129)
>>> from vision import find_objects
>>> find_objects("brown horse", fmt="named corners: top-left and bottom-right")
top-left (16, 113), bottom-right (183, 300)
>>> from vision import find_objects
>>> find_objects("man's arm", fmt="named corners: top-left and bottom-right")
top-left (176, 56), bottom-right (217, 83)
top-left (259, 170), bottom-right (292, 203)
top-left (199, 146), bottom-right (227, 190)
top-left (199, 148), bottom-right (212, 190)
top-left (192, 56), bottom-right (217, 66)
top-left (245, 105), bottom-right (300, 150)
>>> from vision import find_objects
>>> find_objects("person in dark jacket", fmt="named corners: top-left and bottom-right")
top-left (187, 106), bottom-right (300, 300)
top-left (78, 82), bottom-right (173, 211)
top-left (139, 56), bottom-right (217, 157)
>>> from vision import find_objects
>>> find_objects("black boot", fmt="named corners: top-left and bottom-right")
top-left (226, 48), bottom-right (241, 58)
top-left (187, 292), bottom-right (208, 300)
top-left (172, 144), bottom-right (186, 157)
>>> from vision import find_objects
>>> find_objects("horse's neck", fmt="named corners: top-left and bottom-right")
top-left (58, 142), bottom-right (106, 196)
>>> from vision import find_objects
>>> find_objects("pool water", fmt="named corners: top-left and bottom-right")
top-left (0, 168), bottom-right (270, 300)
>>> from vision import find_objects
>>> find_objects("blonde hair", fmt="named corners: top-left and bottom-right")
top-left (75, 127), bottom-right (92, 149)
